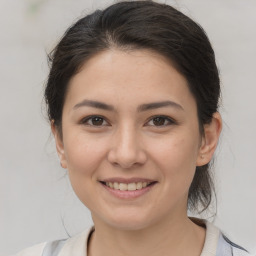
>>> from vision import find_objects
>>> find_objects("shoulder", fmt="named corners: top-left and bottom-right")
top-left (201, 219), bottom-right (253, 256)
top-left (11, 226), bottom-right (94, 256)
top-left (11, 242), bottom-right (47, 256)
top-left (217, 233), bottom-right (254, 256)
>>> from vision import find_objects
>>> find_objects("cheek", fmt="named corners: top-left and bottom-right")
top-left (62, 132), bottom-right (110, 208)
top-left (63, 132), bottom-right (108, 179)
top-left (149, 130), bottom-right (200, 190)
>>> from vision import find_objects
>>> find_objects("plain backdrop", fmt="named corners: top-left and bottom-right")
top-left (0, 0), bottom-right (255, 255)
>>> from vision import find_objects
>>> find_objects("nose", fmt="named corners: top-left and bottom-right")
top-left (107, 125), bottom-right (147, 169)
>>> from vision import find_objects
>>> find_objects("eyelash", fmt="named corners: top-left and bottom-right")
top-left (80, 115), bottom-right (109, 127)
top-left (146, 115), bottom-right (176, 127)
top-left (80, 115), bottom-right (176, 127)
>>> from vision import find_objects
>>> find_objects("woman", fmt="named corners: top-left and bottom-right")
top-left (14, 1), bottom-right (252, 255)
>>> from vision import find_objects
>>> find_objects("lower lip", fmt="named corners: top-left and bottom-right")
top-left (101, 183), bottom-right (156, 199)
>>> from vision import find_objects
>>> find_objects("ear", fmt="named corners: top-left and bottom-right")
top-left (51, 120), bottom-right (67, 169)
top-left (196, 112), bottom-right (222, 166)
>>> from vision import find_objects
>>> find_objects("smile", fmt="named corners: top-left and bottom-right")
top-left (99, 179), bottom-right (157, 199)
top-left (104, 181), bottom-right (151, 191)
top-left (99, 177), bottom-right (158, 199)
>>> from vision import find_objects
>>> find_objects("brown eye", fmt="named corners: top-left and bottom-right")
top-left (81, 116), bottom-right (108, 126)
top-left (91, 117), bottom-right (104, 126)
top-left (152, 117), bottom-right (166, 126)
top-left (147, 116), bottom-right (175, 127)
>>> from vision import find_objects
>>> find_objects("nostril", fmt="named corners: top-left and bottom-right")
top-left (107, 144), bottom-right (147, 169)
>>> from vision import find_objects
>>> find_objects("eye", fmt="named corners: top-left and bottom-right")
top-left (80, 115), bottom-right (109, 126)
top-left (147, 116), bottom-right (175, 127)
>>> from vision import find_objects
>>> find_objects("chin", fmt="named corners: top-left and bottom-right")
top-left (98, 211), bottom-right (156, 231)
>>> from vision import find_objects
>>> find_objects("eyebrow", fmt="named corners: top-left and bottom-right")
top-left (73, 99), bottom-right (184, 112)
top-left (138, 101), bottom-right (184, 112)
top-left (73, 100), bottom-right (115, 111)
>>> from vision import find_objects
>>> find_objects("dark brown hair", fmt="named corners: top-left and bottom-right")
top-left (45, 0), bottom-right (220, 213)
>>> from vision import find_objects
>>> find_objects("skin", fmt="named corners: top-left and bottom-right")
top-left (52, 49), bottom-right (222, 256)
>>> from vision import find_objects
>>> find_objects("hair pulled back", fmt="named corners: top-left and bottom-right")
top-left (45, 0), bottom-right (220, 214)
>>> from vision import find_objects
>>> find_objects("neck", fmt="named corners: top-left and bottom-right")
top-left (88, 215), bottom-right (206, 256)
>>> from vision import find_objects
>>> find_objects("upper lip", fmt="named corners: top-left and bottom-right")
top-left (100, 177), bottom-right (156, 184)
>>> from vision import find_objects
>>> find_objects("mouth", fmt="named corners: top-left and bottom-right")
top-left (100, 181), bottom-right (157, 191)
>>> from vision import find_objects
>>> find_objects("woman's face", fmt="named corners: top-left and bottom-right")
top-left (54, 49), bottom-right (207, 230)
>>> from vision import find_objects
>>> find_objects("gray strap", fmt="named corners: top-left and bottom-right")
top-left (216, 234), bottom-right (232, 255)
top-left (42, 239), bottom-right (67, 256)
top-left (217, 234), bottom-right (251, 256)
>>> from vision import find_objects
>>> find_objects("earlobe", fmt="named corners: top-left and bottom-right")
top-left (51, 120), bottom-right (67, 169)
top-left (196, 112), bottom-right (222, 166)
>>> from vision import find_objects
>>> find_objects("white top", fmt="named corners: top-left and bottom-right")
top-left (12, 219), bottom-right (252, 256)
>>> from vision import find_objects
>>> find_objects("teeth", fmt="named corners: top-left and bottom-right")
top-left (136, 182), bottom-right (142, 189)
top-left (105, 181), bottom-right (152, 190)
top-left (119, 183), bottom-right (128, 191)
top-left (127, 183), bottom-right (136, 191)
top-left (113, 182), bottom-right (119, 189)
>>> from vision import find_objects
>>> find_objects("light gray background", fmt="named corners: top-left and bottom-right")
top-left (1, 0), bottom-right (255, 255)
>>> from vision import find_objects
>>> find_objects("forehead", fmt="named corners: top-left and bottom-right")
top-left (64, 49), bottom-right (196, 112)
